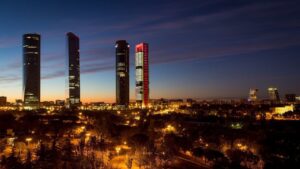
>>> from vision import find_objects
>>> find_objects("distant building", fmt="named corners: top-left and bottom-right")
top-left (135, 43), bottom-right (149, 108)
top-left (248, 88), bottom-right (258, 102)
top-left (66, 32), bottom-right (80, 109)
top-left (15, 99), bottom-right (23, 106)
top-left (41, 101), bottom-right (55, 107)
top-left (187, 98), bottom-right (196, 104)
top-left (55, 100), bottom-right (65, 106)
top-left (273, 105), bottom-right (294, 115)
top-left (115, 40), bottom-right (130, 106)
top-left (0, 96), bottom-right (7, 106)
top-left (268, 87), bottom-right (280, 102)
top-left (296, 96), bottom-right (300, 102)
top-left (23, 33), bottom-right (41, 110)
top-left (151, 98), bottom-right (168, 107)
top-left (285, 94), bottom-right (296, 103)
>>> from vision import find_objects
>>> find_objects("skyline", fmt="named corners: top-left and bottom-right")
top-left (0, 0), bottom-right (300, 103)
top-left (66, 32), bottom-right (81, 107)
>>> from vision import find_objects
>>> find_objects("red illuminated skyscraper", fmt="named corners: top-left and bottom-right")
top-left (135, 43), bottom-right (149, 107)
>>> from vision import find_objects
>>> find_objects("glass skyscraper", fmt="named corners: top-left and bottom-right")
top-left (115, 40), bottom-right (130, 106)
top-left (135, 43), bottom-right (149, 108)
top-left (66, 32), bottom-right (80, 108)
top-left (23, 33), bottom-right (41, 109)
top-left (268, 87), bottom-right (280, 102)
top-left (248, 88), bottom-right (258, 102)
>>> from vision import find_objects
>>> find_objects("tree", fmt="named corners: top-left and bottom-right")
top-left (24, 150), bottom-right (33, 169)
top-left (5, 147), bottom-right (22, 169)
top-left (37, 143), bottom-right (46, 161)
top-left (0, 155), bottom-right (7, 168)
top-left (126, 158), bottom-right (133, 169)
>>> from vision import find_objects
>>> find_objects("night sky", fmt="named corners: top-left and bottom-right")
top-left (0, 0), bottom-right (299, 103)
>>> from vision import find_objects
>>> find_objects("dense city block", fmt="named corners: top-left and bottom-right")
top-left (0, 100), bottom-right (299, 169)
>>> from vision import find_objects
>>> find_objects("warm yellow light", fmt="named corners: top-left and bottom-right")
top-left (236, 143), bottom-right (248, 151)
top-left (185, 151), bottom-right (192, 156)
top-left (115, 146), bottom-right (121, 154)
top-left (134, 116), bottom-right (140, 120)
top-left (274, 105), bottom-right (294, 115)
top-left (163, 124), bottom-right (176, 133)
top-left (26, 138), bottom-right (32, 142)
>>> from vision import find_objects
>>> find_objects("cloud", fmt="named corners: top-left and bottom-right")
top-left (82, 64), bottom-right (114, 74)
top-left (43, 53), bottom-right (64, 62)
top-left (0, 75), bottom-right (21, 84)
top-left (42, 70), bottom-right (64, 80)
top-left (41, 60), bottom-right (114, 80)
top-left (1, 0), bottom-right (299, 82)
top-left (0, 37), bottom-right (19, 48)
top-left (151, 35), bottom-right (300, 64)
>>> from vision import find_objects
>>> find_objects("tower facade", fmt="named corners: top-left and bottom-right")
top-left (135, 43), bottom-right (149, 107)
top-left (66, 32), bottom-right (80, 108)
top-left (268, 87), bottom-right (280, 102)
top-left (115, 40), bottom-right (130, 106)
top-left (23, 33), bottom-right (41, 110)
top-left (248, 88), bottom-right (258, 102)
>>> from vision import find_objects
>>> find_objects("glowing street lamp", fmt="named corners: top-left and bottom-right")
top-left (26, 137), bottom-right (32, 147)
top-left (115, 146), bottom-right (121, 155)
top-left (26, 137), bottom-right (32, 143)
top-left (163, 124), bottom-right (176, 133)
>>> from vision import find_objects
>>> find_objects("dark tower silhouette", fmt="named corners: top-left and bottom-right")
top-left (66, 32), bottom-right (80, 108)
top-left (23, 33), bottom-right (40, 109)
top-left (115, 40), bottom-right (130, 106)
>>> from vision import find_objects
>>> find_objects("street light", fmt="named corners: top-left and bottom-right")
top-left (115, 146), bottom-right (121, 155)
top-left (26, 137), bottom-right (32, 150)
top-left (26, 137), bottom-right (32, 144)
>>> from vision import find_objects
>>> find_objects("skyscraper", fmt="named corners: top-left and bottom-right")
top-left (0, 96), bottom-right (7, 106)
top-left (66, 32), bottom-right (80, 108)
top-left (248, 88), bottom-right (258, 102)
top-left (135, 43), bottom-right (149, 108)
top-left (115, 40), bottom-right (130, 106)
top-left (268, 87), bottom-right (280, 102)
top-left (23, 33), bottom-right (41, 110)
top-left (285, 94), bottom-right (296, 103)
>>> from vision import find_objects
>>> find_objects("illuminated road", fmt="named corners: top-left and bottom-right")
top-left (171, 156), bottom-right (211, 169)
top-left (110, 155), bottom-right (140, 169)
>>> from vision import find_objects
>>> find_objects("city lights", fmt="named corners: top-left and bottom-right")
top-left (0, 1), bottom-right (299, 169)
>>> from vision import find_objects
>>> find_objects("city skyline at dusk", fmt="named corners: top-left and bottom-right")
top-left (0, 0), bottom-right (300, 103)
top-left (1, 1), bottom-right (300, 169)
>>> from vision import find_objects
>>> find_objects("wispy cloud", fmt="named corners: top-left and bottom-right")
top-left (0, 75), bottom-right (20, 84)
top-left (42, 70), bottom-right (64, 80)
top-left (1, 0), bottom-right (299, 84)
top-left (151, 35), bottom-right (300, 64)
top-left (0, 37), bottom-right (19, 48)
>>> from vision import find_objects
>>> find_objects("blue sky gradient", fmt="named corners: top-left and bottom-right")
top-left (0, 0), bottom-right (299, 102)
